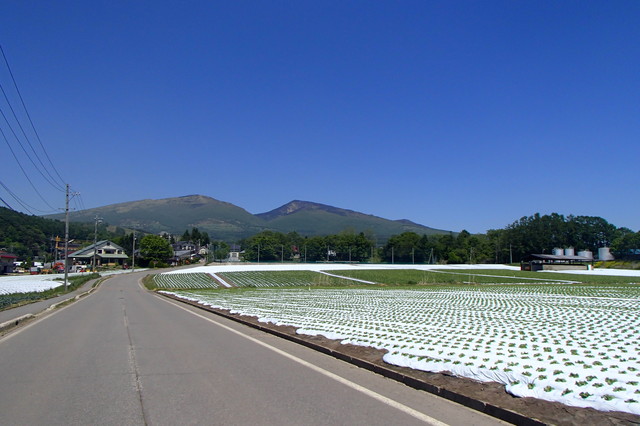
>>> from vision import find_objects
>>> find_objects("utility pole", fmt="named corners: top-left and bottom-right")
top-left (64, 184), bottom-right (70, 291)
top-left (92, 215), bottom-right (102, 272)
top-left (131, 231), bottom-right (136, 272)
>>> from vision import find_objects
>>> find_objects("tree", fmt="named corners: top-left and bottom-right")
top-left (612, 230), bottom-right (640, 259)
top-left (209, 241), bottom-right (230, 262)
top-left (382, 232), bottom-right (423, 263)
top-left (139, 235), bottom-right (173, 266)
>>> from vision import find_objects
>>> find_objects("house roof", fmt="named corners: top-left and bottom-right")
top-left (522, 254), bottom-right (591, 262)
top-left (69, 240), bottom-right (128, 259)
top-left (172, 250), bottom-right (192, 259)
top-left (0, 252), bottom-right (17, 260)
top-left (97, 253), bottom-right (129, 259)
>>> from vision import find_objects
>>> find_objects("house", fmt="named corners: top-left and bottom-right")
top-left (0, 251), bottom-right (17, 274)
top-left (69, 240), bottom-right (129, 267)
top-left (172, 241), bottom-right (197, 252)
top-left (170, 241), bottom-right (199, 265)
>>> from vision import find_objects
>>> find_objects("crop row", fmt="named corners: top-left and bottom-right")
top-left (167, 284), bottom-right (640, 415)
top-left (0, 280), bottom-right (63, 295)
top-left (218, 271), bottom-right (350, 288)
top-left (152, 273), bottom-right (220, 289)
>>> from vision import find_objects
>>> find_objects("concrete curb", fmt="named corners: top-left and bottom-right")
top-left (0, 313), bottom-right (35, 333)
top-left (159, 292), bottom-right (546, 426)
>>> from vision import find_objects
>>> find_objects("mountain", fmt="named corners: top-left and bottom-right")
top-left (257, 200), bottom-right (449, 241)
top-left (47, 195), bottom-right (450, 242)
top-left (51, 195), bottom-right (264, 241)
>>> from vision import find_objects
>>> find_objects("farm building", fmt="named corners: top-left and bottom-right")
top-left (228, 244), bottom-right (241, 262)
top-left (521, 253), bottom-right (592, 271)
top-left (0, 251), bottom-right (17, 274)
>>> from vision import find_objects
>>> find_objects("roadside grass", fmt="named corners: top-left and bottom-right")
top-left (0, 273), bottom-right (100, 311)
top-left (142, 274), bottom-right (157, 290)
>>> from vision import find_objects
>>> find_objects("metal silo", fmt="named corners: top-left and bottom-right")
top-left (598, 247), bottom-right (614, 261)
top-left (577, 250), bottom-right (593, 260)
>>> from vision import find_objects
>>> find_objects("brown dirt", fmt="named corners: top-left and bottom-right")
top-left (166, 294), bottom-right (640, 426)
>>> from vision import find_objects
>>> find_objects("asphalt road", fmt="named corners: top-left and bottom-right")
top-left (0, 271), bottom-right (508, 426)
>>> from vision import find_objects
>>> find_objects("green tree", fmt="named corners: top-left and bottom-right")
top-left (139, 234), bottom-right (173, 266)
top-left (241, 231), bottom-right (289, 262)
top-left (612, 230), bottom-right (640, 258)
top-left (383, 232), bottom-right (423, 263)
top-left (209, 241), bottom-right (230, 262)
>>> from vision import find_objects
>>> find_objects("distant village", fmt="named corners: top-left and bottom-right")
top-left (0, 237), bottom-right (237, 275)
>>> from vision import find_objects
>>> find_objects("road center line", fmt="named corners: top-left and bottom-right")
top-left (158, 295), bottom-right (449, 426)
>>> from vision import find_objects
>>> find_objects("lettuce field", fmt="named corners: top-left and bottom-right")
top-left (158, 266), bottom-right (640, 415)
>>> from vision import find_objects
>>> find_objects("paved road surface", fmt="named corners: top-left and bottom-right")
top-left (0, 271), bottom-right (507, 425)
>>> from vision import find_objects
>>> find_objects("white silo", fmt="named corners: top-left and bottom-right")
top-left (598, 247), bottom-right (614, 261)
top-left (553, 248), bottom-right (564, 256)
top-left (564, 247), bottom-right (575, 256)
top-left (578, 250), bottom-right (593, 260)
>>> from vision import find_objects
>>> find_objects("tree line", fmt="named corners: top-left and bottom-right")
top-left (239, 214), bottom-right (639, 264)
top-left (0, 207), bottom-right (124, 261)
top-left (2, 206), bottom-right (638, 264)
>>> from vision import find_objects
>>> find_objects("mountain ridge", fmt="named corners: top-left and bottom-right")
top-left (46, 195), bottom-right (451, 242)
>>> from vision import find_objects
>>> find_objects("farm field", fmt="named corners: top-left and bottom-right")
top-left (0, 268), bottom-right (144, 295)
top-left (151, 270), bottom-right (367, 289)
top-left (0, 276), bottom-right (64, 295)
top-left (159, 264), bottom-right (640, 415)
top-left (152, 272), bottom-right (222, 289)
top-left (0, 269), bottom-right (144, 311)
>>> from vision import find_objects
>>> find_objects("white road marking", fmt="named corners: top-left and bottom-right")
top-left (159, 296), bottom-right (450, 426)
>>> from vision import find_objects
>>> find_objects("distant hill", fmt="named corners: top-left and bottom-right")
top-left (46, 195), bottom-right (451, 242)
top-left (257, 200), bottom-right (449, 242)
top-left (0, 206), bottom-right (124, 259)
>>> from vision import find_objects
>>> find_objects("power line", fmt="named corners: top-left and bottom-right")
top-left (0, 45), bottom-right (65, 186)
top-left (0, 195), bottom-right (14, 210)
top-left (0, 105), bottom-right (65, 192)
top-left (0, 180), bottom-right (34, 214)
top-left (0, 179), bottom-right (56, 214)
top-left (0, 45), bottom-right (72, 216)
top-left (74, 192), bottom-right (87, 212)
top-left (0, 82), bottom-right (65, 191)
top-left (0, 125), bottom-right (57, 211)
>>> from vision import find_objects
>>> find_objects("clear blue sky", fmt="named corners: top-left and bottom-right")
top-left (1, 1), bottom-right (638, 234)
